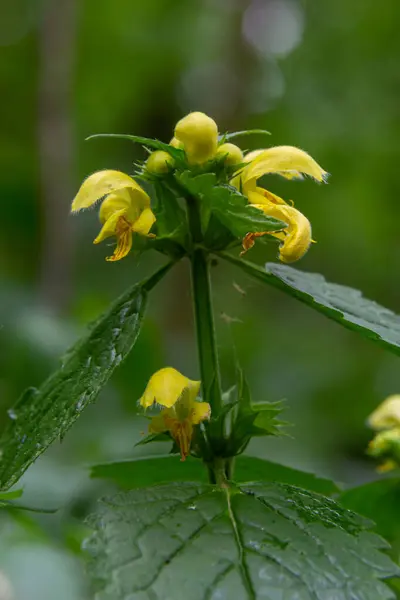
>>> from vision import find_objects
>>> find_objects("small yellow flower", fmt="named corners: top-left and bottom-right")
top-left (216, 143), bottom-right (243, 166)
top-left (233, 146), bottom-right (327, 263)
top-left (71, 170), bottom-right (155, 262)
top-left (174, 112), bottom-right (218, 165)
top-left (139, 367), bottom-right (210, 460)
top-left (146, 150), bottom-right (174, 174)
top-left (368, 395), bottom-right (400, 431)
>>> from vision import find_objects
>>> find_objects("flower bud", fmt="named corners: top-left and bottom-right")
top-left (216, 143), bottom-right (243, 166)
top-left (146, 150), bottom-right (174, 174)
top-left (169, 137), bottom-right (184, 149)
top-left (174, 112), bottom-right (218, 165)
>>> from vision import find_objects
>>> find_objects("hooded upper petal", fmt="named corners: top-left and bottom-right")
top-left (71, 170), bottom-right (150, 213)
top-left (139, 367), bottom-right (201, 409)
top-left (241, 146), bottom-right (328, 187)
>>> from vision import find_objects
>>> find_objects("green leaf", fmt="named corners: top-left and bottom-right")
top-left (221, 255), bottom-right (400, 357)
top-left (90, 455), bottom-right (340, 496)
top-left (84, 481), bottom-right (398, 600)
top-left (177, 172), bottom-right (286, 249)
top-left (220, 129), bottom-right (271, 142)
top-left (86, 133), bottom-right (186, 163)
top-left (339, 477), bottom-right (400, 553)
top-left (0, 489), bottom-right (23, 500)
top-left (151, 181), bottom-right (189, 255)
top-left (0, 263), bottom-right (173, 491)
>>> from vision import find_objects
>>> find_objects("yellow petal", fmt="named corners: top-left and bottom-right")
top-left (241, 146), bottom-right (328, 186)
top-left (139, 367), bottom-right (201, 409)
top-left (106, 228), bottom-right (133, 262)
top-left (252, 202), bottom-right (312, 263)
top-left (98, 192), bottom-right (131, 225)
top-left (174, 112), bottom-right (218, 165)
top-left (132, 207), bottom-right (156, 236)
top-left (149, 412), bottom-right (168, 434)
top-left (368, 395), bottom-right (400, 431)
top-left (71, 170), bottom-right (150, 213)
top-left (247, 188), bottom-right (288, 207)
top-left (94, 209), bottom-right (127, 244)
top-left (190, 401), bottom-right (211, 425)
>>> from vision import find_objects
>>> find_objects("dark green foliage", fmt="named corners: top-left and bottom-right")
top-left (84, 481), bottom-right (398, 599)
top-left (222, 255), bottom-right (400, 357)
top-left (0, 264), bottom-right (173, 491)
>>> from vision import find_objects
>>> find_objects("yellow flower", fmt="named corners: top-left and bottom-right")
top-left (174, 112), bottom-right (218, 165)
top-left (71, 170), bottom-right (155, 262)
top-left (216, 143), bottom-right (244, 166)
top-left (368, 395), bottom-right (400, 431)
top-left (233, 146), bottom-right (328, 263)
top-left (139, 367), bottom-right (210, 460)
top-left (146, 150), bottom-right (174, 174)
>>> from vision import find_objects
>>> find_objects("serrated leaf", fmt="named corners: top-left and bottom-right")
top-left (84, 481), bottom-right (398, 600)
top-left (0, 263), bottom-right (173, 491)
top-left (339, 477), bottom-right (400, 554)
top-left (90, 454), bottom-right (340, 496)
top-left (87, 133), bottom-right (186, 163)
top-left (220, 129), bottom-right (271, 142)
top-left (221, 255), bottom-right (400, 357)
top-left (151, 181), bottom-right (189, 255)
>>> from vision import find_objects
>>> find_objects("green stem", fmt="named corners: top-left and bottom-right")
top-left (186, 197), bottom-right (223, 417)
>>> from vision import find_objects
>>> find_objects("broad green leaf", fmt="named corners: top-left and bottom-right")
top-left (0, 263), bottom-right (173, 491)
top-left (86, 133), bottom-right (186, 163)
top-left (339, 477), bottom-right (400, 554)
top-left (84, 481), bottom-right (398, 600)
top-left (90, 454), bottom-right (340, 496)
top-left (221, 254), bottom-right (400, 357)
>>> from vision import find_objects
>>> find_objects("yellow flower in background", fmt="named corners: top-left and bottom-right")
top-left (367, 395), bottom-right (400, 472)
top-left (174, 112), bottom-right (218, 165)
top-left (368, 395), bottom-right (400, 430)
top-left (233, 146), bottom-right (328, 263)
top-left (71, 170), bottom-right (155, 262)
top-left (139, 367), bottom-right (210, 460)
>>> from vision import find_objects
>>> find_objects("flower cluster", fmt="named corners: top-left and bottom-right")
top-left (367, 395), bottom-right (400, 472)
top-left (71, 111), bottom-right (327, 264)
top-left (139, 367), bottom-right (210, 460)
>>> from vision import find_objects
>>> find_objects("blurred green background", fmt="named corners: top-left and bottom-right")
top-left (1, 0), bottom-right (400, 597)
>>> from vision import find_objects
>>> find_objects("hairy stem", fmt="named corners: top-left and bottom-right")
top-left (187, 197), bottom-right (223, 417)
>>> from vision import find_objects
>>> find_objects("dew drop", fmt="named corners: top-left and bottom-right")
top-left (75, 395), bottom-right (86, 412)
top-left (187, 504), bottom-right (197, 511)
top-left (7, 408), bottom-right (18, 420)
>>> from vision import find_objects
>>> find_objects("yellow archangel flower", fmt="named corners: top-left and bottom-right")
top-left (139, 367), bottom-right (210, 460)
top-left (233, 146), bottom-right (328, 263)
top-left (71, 170), bottom-right (156, 262)
top-left (368, 395), bottom-right (400, 430)
top-left (367, 395), bottom-right (400, 472)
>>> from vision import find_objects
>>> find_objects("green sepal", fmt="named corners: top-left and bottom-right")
top-left (217, 368), bottom-right (287, 457)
